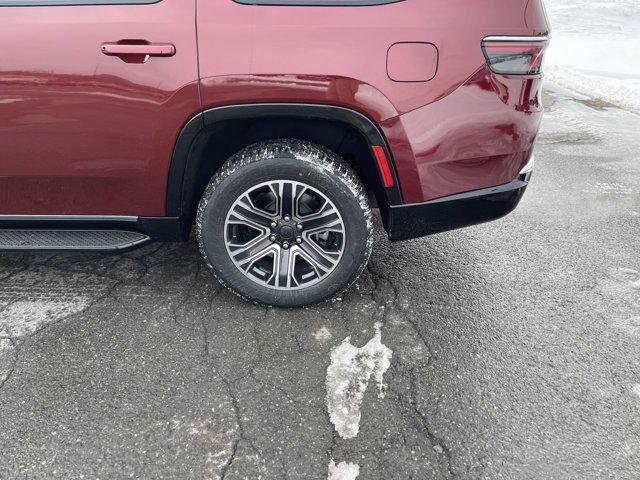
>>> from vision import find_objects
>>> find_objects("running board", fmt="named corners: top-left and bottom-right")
top-left (0, 229), bottom-right (150, 251)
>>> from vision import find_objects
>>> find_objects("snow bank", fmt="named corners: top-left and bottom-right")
top-left (545, 0), bottom-right (640, 112)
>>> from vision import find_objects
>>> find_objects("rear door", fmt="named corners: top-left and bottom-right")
top-left (0, 0), bottom-right (199, 216)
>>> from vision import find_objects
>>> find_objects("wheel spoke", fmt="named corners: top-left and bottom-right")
top-left (279, 182), bottom-right (295, 218)
top-left (231, 235), bottom-right (274, 264)
top-left (229, 196), bottom-right (274, 228)
top-left (276, 247), bottom-right (293, 288)
top-left (297, 241), bottom-right (339, 271)
top-left (301, 206), bottom-right (342, 233)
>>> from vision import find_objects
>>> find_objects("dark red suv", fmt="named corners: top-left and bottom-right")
top-left (0, 0), bottom-right (550, 306)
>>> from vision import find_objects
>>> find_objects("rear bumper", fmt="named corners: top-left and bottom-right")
top-left (385, 156), bottom-right (533, 241)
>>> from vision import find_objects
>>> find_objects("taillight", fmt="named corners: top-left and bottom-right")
top-left (481, 36), bottom-right (549, 75)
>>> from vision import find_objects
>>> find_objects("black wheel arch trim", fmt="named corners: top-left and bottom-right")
top-left (166, 103), bottom-right (404, 233)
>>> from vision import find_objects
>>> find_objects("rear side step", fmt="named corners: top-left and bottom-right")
top-left (0, 229), bottom-right (150, 251)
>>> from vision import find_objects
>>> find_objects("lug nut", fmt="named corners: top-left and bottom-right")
top-left (284, 215), bottom-right (291, 222)
top-left (269, 234), bottom-right (277, 242)
top-left (270, 221), bottom-right (277, 228)
top-left (296, 237), bottom-right (303, 244)
top-left (282, 242), bottom-right (290, 250)
top-left (296, 223), bottom-right (303, 230)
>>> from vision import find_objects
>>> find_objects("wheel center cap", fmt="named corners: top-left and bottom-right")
top-left (279, 225), bottom-right (295, 240)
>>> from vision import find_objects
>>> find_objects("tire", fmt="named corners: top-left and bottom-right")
top-left (196, 139), bottom-right (373, 308)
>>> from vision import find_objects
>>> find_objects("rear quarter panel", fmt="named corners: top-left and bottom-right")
top-left (197, 0), bottom-right (550, 203)
top-left (197, 0), bottom-right (548, 119)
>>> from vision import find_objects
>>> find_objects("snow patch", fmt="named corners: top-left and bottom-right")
top-left (314, 326), bottom-right (333, 342)
top-left (584, 182), bottom-right (633, 196)
top-left (600, 268), bottom-right (640, 338)
top-left (326, 323), bottom-right (392, 439)
top-left (632, 385), bottom-right (640, 399)
top-left (328, 460), bottom-right (360, 480)
top-left (205, 448), bottom-right (236, 478)
top-left (619, 268), bottom-right (640, 289)
top-left (0, 338), bottom-right (15, 384)
top-left (0, 298), bottom-right (90, 337)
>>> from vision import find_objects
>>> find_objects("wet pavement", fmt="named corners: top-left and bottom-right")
top-left (1, 85), bottom-right (639, 479)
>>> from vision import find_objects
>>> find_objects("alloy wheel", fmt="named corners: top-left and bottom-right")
top-left (224, 180), bottom-right (346, 290)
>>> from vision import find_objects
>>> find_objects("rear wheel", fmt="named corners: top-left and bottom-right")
top-left (196, 140), bottom-right (373, 307)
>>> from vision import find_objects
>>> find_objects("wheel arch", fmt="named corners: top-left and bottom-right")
top-left (167, 103), bottom-right (403, 236)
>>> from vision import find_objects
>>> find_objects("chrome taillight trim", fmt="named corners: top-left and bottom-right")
top-left (483, 36), bottom-right (550, 43)
top-left (481, 36), bottom-right (550, 76)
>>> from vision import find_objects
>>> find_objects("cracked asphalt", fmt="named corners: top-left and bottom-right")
top-left (1, 85), bottom-right (639, 479)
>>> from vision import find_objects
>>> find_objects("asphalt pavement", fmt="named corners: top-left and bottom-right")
top-left (0, 85), bottom-right (639, 479)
